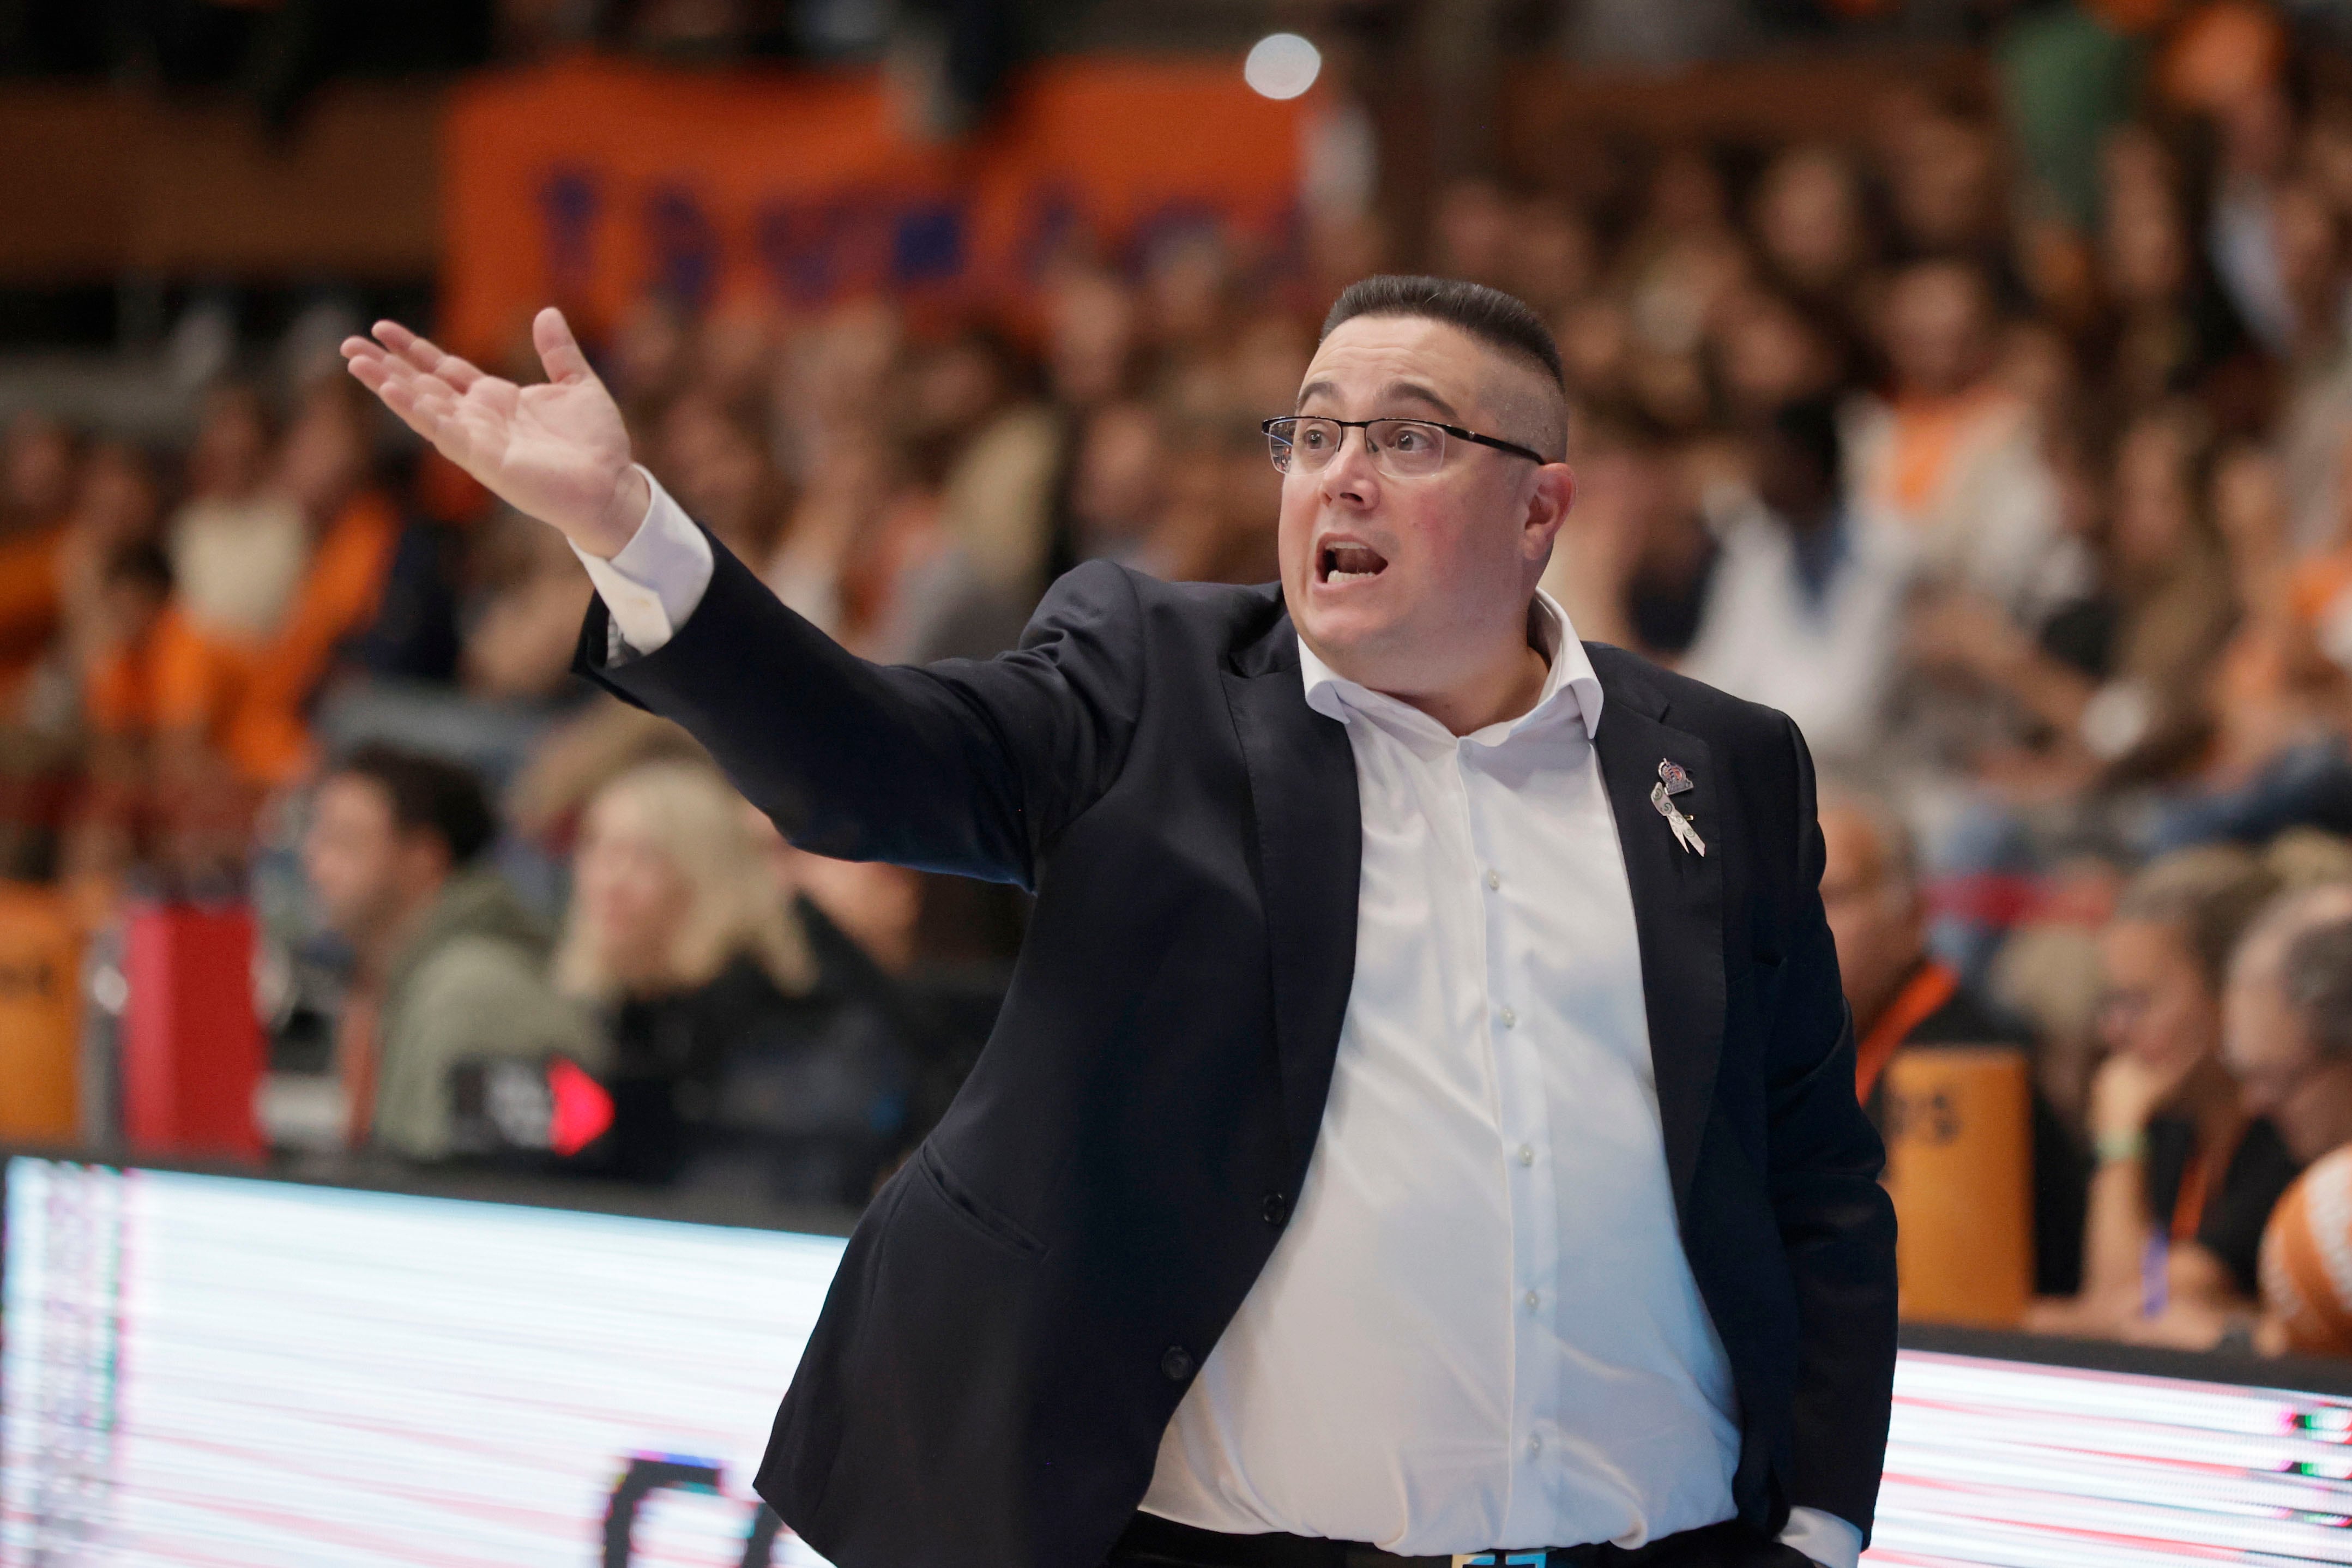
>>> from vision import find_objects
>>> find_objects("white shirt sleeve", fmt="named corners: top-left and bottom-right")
top-left (1780, 1506), bottom-right (1862, 1568)
top-left (566, 465), bottom-right (714, 660)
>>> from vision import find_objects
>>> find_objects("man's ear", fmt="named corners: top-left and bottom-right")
top-left (1522, 463), bottom-right (1576, 560)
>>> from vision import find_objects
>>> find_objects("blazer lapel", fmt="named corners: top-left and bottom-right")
top-left (1221, 635), bottom-right (1362, 1175)
top-left (1588, 649), bottom-right (1726, 1220)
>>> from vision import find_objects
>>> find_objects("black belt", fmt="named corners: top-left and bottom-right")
top-left (1109, 1511), bottom-right (1763, 1568)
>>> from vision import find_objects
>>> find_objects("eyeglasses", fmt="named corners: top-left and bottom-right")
top-left (1261, 416), bottom-right (1548, 478)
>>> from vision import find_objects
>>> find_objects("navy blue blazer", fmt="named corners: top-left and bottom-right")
top-left (576, 532), bottom-right (1898, 1568)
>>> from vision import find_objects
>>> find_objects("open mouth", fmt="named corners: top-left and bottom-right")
top-left (1318, 541), bottom-right (1389, 584)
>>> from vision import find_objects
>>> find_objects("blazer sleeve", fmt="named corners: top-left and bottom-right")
top-left (573, 524), bottom-right (1145, 889)
top-left (1762, 714), bottom-right (1899, 1541)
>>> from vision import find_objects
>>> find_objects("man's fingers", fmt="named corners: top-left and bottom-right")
top-left (373, 319), bottom-right (485, 393)
top-left (533, 306), bottom-right (596, 385)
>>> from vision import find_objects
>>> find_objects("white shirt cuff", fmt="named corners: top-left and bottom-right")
top-left (1779, 1506), bottom-right (1862, 1568)
top-left (568, 465), bottom-right (714, 659)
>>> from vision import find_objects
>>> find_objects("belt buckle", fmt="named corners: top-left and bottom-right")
top-left (1452, 1557), bottom-right (1548, 1567)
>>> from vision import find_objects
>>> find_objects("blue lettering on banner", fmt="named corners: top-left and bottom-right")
top-left (642, 184), bottom-right (721, 308)
top-left (890, 200), bottom-right (966, 285)
top-left (538, 167), bottom-right (603, 292)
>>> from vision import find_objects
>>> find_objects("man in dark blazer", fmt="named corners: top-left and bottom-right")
top-left (345, 276), bottom-right (1896, 1568)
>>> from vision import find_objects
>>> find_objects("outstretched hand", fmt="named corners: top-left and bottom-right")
top-left (342, 306), bottom-right (650, 558)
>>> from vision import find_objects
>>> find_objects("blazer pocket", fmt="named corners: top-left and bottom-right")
top-left (916, 1142), bottom-right (1047, 1262)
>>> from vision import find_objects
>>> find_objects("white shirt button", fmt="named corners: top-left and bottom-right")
top-left (1485, 870), bottom-right (1500, 890)
top-left (1527, 1434), bottom-right (1542, 1455)
top-left (1499, 1006), bottom-right (1516, 1029)
top-left (1517, 1144), bottom-right (1535, 1166)
top-left (1524, 1289), bottom-right (1540, 1310)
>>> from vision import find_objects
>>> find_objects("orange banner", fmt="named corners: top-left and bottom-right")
top-left (441, 56), bottom-right (1314, 357)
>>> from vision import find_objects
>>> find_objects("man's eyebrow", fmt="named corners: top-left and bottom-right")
top-left (1293, 379), bottom-right (1463, 419)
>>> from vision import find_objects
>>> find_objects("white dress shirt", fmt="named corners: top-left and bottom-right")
top-left (573, 480), bottom-right (1860, 1568)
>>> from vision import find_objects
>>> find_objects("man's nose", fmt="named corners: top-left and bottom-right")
top-left (1317, 426), bottom-right (1380, 504)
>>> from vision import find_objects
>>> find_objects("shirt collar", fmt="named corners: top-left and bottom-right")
top-left (1297, 589), bottom-right (1606, 746)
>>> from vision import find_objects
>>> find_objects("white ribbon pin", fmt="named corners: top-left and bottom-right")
top-left (1651, 758), bottom-right (1705, 857)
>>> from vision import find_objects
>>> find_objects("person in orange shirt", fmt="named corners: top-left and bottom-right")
top-left (154, 381), bottom-right (400, 794)
top-left (1842, 259), bottom-right (2088, 625)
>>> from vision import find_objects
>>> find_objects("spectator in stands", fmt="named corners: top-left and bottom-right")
top-left (157, 379), bottom-right (401, 790)
top-left (1681, 399), bottom-right (1913, 767)
top-left (2029, 847), bottom-right (2297, 1342)
top-left (1065, 401), bottom-right (1166, 568)
top-left (301, 743), bottom-right (598, 1161)
top-left (2098, 126), bottom-right (2255, 412)
top-left (1750, 145), bottom-right (1874, 322)
top-left (2226, 890), bottom-right (2352, 1168)
top-left (1845, 258), bottom-right (2084, 627)
top-left (1909, 401), bottom-right (2236, 791)
top-left (1539, 416), bottom-right (1717, 661)
top-left (1818, 787), bottom-right (2086, 1296)
top-left (554, 761), bottom-right (912, 1203)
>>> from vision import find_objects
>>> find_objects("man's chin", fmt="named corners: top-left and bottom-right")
top-left (1294, 603), bottom-right (1409, 680)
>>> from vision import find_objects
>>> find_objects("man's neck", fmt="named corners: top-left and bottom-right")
top-left (355, 879), bottom-right (445, 984)
top-left (1397, 640), bottom-right (1552, 737)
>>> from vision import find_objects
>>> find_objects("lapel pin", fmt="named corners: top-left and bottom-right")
top-left (1650, 763), bottom-right (1705, 857)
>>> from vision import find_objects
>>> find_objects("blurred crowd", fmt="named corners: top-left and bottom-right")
top-left (16, 0), bottom-right (2352, 1355)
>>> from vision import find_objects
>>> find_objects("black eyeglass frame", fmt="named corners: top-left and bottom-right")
top-left (1259, 415), bottom-right (1550, 471)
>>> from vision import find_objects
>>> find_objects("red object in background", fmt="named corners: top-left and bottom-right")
top-left (122, 903), bottom-right (264, 1160)
top-left (545, 1057), bottom-right (613, 1157)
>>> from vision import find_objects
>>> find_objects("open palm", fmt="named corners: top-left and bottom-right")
top-left (342, 307), bottom-right (648, 557)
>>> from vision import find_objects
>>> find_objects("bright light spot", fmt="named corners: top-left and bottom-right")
top-left (1244, 33), bottom-right (1321, 100)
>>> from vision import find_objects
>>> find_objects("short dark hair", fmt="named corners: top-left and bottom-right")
top-left (332, 743), bottom-right (497, 867)
top-left (1320, 275), bottom-right (1565, 393)
top-left (2282, 914), bottom-right (2352, 1062)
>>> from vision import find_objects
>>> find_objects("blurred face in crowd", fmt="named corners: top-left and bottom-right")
top-left (2102, 180), bottom-right (2189, 309)
top-left (1887, 114), bottom-right (1995, 252)
top-left (1753, 147), bottom-right (1863, 292)
top-left (659, 394), bottom-right (779, 560)
top-left (277, 387), bottom-right (367, 523)
top-left (2098, 919), bottom-right (2221, 1088)
top-left (904, 334), bottom-right (1010, 443)
top-left (1278, 313), bottom-right (1573, 716)
top-left (573, 788), bottom-right (695, 992)
top-left (189, 386), bottom-right (273, 500)
top-left (304, 774), bottom-right (450, 956)
top-left (1882, 262), bottom-right (1993, 400)
top-left (2271, 182), bottom-right (2345, 330)
top-left (1818, 804), bottom-right (1925, 1032)
top-left (1433, 178), bottom-right (1516, 286)
top-left (1716, 292), bottom-right (1835, 420)
top-left (1046, 268), bottom-right (1138, 405)
top-left (1507, 196), bottom-right (1597, 313)
top-left (1144, 231), bottom-right (1232, 351)
top-left (73, 442), bottom-right (160, 547)
top-left (2225, 896), bottom-right (2352, 1163)
top-left (1071, 403), bottom-right (1163, 552)
top-left (4, 411), bottom-right (77, 524)
top-left (2224, 945), bottom-right (2349, 1162)
top-left (2111, 411), bottom-right (2200, 574)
